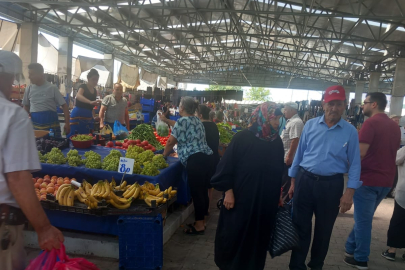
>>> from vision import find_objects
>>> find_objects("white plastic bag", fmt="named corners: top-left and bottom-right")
top-left (156, 111), bottom-right (169, 137)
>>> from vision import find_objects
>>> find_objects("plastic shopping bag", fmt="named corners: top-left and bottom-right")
top-left (53, 244), bottom-right (99, 270)
top-left (156, 112), bottom-right (169, 137)
top-left (100, 124), bottom-right (113, 135)
top-left (26, 249), bottom-right (58, 270)
top-left (113, 120), bottom-right (129, 138)
top-left (268, 202), bottom-right (300, 258)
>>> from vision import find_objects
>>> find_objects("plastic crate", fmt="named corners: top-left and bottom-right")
top-left (140, 98), bottom-right (155, 106)
top-left (142, 105), bottom-right (154, 112)
top-left (118, 215), bottom-right (163, 270)
top-left (142, 113), bottom-right (150, 123)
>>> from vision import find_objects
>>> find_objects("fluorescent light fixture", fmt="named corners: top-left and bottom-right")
top-left (110, 31), bottom-right (124, 35)
top-left (351, 62), bottom-right (363, 66)
top-left (142, 48), bottom-right (152, 51)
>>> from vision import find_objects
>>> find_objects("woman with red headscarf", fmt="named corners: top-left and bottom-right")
top-left (211, 102), bottom-right (284, 270)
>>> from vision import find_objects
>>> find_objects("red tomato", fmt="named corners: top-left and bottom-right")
top-left (97, 144), bottom-right (101, 146)
top-left (134, 139), bottom-right (141, 144)
top-left (124, 139), bottom-right (129, 143)
top-left (107, 141), bottom-right (114, 147)
top-left (141, 141), bottom-right (149, 146)
top-left (115, 141), bottom-right (122, 146)
top-left (151, 147), bottom-right (156, 152)
top-left (122, 143), bottom-right (129, 148)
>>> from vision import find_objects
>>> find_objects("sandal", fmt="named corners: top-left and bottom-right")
top-left (184, 225), bottom-right (204, 235)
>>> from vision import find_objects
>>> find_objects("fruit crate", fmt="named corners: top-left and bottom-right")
top-left (118, 215), bottom-right (163, 270)
top-left (140, 97), bottom-right (155, 106)
top-left (141, 104), bottom-right (154, 113)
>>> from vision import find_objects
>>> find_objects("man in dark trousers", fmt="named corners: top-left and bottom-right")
top-left (344, 92), bottom-right (400, 270)
top-left (288, 85), bottom-right (362, 270)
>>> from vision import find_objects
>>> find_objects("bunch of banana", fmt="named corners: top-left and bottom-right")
top-left (148, 184), bottom-right (161, 196)
top-left (56, 184), bottom-right (75, 206)
top-left (114, 180), bottom-right (128, 191)
top-left (108, 192), bottom-right (133, 209)
top-left (91, 180), bottom-right (111, 199)
top-left (144, 193), bottom-right (166, 207)
top-left (110, 177), bottom-right (117, 189)
top-left (163, 186), bottom-right (177, 199)
top-left (122, 182), bottom-right (141, 199)
top-left (81, 180), bottom-right (102, 209)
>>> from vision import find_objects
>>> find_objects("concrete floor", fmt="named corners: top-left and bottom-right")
top-left (26, 190), bottom-right (404, 270)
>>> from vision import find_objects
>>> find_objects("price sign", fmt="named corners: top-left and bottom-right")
top-left (118, 157), bottom-right (135, 174)
top-left (232, 125), bottom-right (236, 129)
top-left (244, 108), bottom-right (248, 113)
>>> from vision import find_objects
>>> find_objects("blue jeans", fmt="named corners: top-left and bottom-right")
top-left (345, 186), bottom-right (391, 262)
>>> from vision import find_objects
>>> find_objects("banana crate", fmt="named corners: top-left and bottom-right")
top-left (118, 214), bottom-right (163, 270)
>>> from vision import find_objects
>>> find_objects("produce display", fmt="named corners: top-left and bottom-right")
top-left (36, 138), bottom-right (68, 154)
top-left (38, 147), bottom-right (169, 176)
top-left (33, 175), bottom-right (72, 201)
top-left (128, 124), bottom-right (164, 150)
top-left (217, 123), bottom-right (235, 144)
top-left (44, 177), bottom-right (177, 210)
top-left (106, 139), bottom-right (156, 152)
top-left (71, 134), bottom-right (93, 141)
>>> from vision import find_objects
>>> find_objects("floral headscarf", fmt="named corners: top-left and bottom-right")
top-left (248, 102), bottom-right (279, 141)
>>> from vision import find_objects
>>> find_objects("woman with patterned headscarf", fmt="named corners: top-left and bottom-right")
top-left (211, 102), bottom-right (284, 270)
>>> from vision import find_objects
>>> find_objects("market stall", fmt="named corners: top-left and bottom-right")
top-left (34, 128), bottom-right (189, 269)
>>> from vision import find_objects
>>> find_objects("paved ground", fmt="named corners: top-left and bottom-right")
top-left (26, 190), bottom-right (404, 270)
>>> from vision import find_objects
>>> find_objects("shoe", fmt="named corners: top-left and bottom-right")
top-left (345, 251), bottom-right (354, 258)
top-left (381, 250), bottom-right (396, 261)
top-left (343, 257), bottom-right (368, 270)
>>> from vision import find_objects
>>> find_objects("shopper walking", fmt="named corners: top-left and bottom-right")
top-left (67, 69), bottom-right (101, 137)
top-left (23, 63), bottom-right (70, 137)
top-left (344, 92), bottom-right (400, 269)
top-left (163, 97), bottom-right (213, 234)
top-left (288, 85), bottom-right (362, 270)
top-left (198, 105), bottom-right (220, 218)
top-left (99, 83), bottom-right (129, 129)
top-left (211, 102), bottom-right (284, 270)
top-left (281, 102), bottom-right (304, 201)
top-left (0, 51), bottom-right (64, 270)
top-left (381, 146), bottom-right (405, 262)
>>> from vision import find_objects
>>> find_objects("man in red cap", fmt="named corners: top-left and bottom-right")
top-left (344, 92), bottom-right (400, 269)
top-left (288, 85), bottom-right (362, 270)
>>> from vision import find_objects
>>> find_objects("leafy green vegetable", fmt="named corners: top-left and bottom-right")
top-left (128, 124), bottom-right (164, 150)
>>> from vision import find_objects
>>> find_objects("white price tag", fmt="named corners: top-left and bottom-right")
top-left (232, 125), bottom-right (236, 129)
top-left (244, 108), bottom-right (248, 113)
top-left (118, 157), bottom-right (135, 174)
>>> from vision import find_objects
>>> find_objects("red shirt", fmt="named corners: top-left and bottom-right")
top-left (359, 113), bottom-right (400, 187)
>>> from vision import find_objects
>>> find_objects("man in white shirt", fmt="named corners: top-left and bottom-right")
top-left (281, 102), bottom-right (304, 201)
top-left (0, 51), bottom-right (64, 270)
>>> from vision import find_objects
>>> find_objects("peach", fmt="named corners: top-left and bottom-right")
top-left (43, 178), bottom-right (51, 184)
top-left (44, 175), bottom-right (50, 180)
top-left (40, 182), bottom-right (47, 189)
top-left (51, 176), bottom-right (58, 180)
top-left (37, 178), bottom-right (43, 184)
top-left (34, 183), bottom-right (41, 189)
top-left (57, 178), bottom-right (64, 185)
top-left (40, 188), bottom-right (47, 195)
top-left (64, 180), bottom-right (71, 184)
top-left (46, 187), bottom-right (54, 194)
top-left (50, 179), bottom-right (56, 184)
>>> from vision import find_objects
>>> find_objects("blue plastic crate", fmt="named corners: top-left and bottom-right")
top-left (140, 98), bottom-right (155, 106)
top-left (142, 113), bottom-right (150, 123)
top-left (118, 215), bottom-right (163, 270)
top-left (142, 105), bottom-right (154, 112)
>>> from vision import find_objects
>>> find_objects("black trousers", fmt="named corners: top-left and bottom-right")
top-left (289, 168), bottom-right (344, 270)
top-left (281, 163), bottom-right (292, 202)
top-left (387, 200), bottom-right (405, 248)
top-left (186, 152), bottom-right (213, 221)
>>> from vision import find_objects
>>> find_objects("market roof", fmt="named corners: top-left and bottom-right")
top-left (1, 0), bottom-right (405, 89)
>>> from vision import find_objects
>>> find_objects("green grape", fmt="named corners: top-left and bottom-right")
top-left (67, 149), bottom-right (79, 158)
top-left (102, 150), bottom-right (122, 171)
top-left (38, 151), bottom-right (47, 163)
top-left (68, 155), bottom-right (83, 166)
top-left (141, 162), bottom-right (160, 176)
top-left (152, 154), bottom-right (169, 169)
top-left (137, 150), bottom-right (154, 164)
top-left (83, 151), bottom-right (102, 169)
top-left (71, 134), bottom-right (93, 141)
top-left (46, 148), bottom-right (66, 165)
top-left (133, 163), bottom-right (142, 174)
top-left (125, 145), bottom-right (144, 160)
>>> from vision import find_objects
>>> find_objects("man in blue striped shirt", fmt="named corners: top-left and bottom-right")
top-left (288, 85), bottom-right (362, 270)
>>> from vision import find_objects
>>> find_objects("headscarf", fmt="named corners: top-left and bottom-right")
top-left (248, 102), bottom-right (279, 141)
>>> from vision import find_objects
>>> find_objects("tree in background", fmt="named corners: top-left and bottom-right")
top-left (205, 85), bottom-right (242, 91)
top-left (245, 87), bottom-right (272, 101)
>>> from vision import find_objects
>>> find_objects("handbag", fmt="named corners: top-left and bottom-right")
top-left (268, 200), bottom-right (300, 258)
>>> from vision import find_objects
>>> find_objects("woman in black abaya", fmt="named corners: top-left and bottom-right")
top-left (211, 102), bottom-right (284, 270)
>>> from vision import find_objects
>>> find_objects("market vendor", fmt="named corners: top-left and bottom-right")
top-left (67, 69), bottom-right (101, 138)
top-left (99, 83), bottom-right (129, 129)
top-left (0, 51), bottom-right (64, 270)
top-left (22, 63), bottom-right (70, 137)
